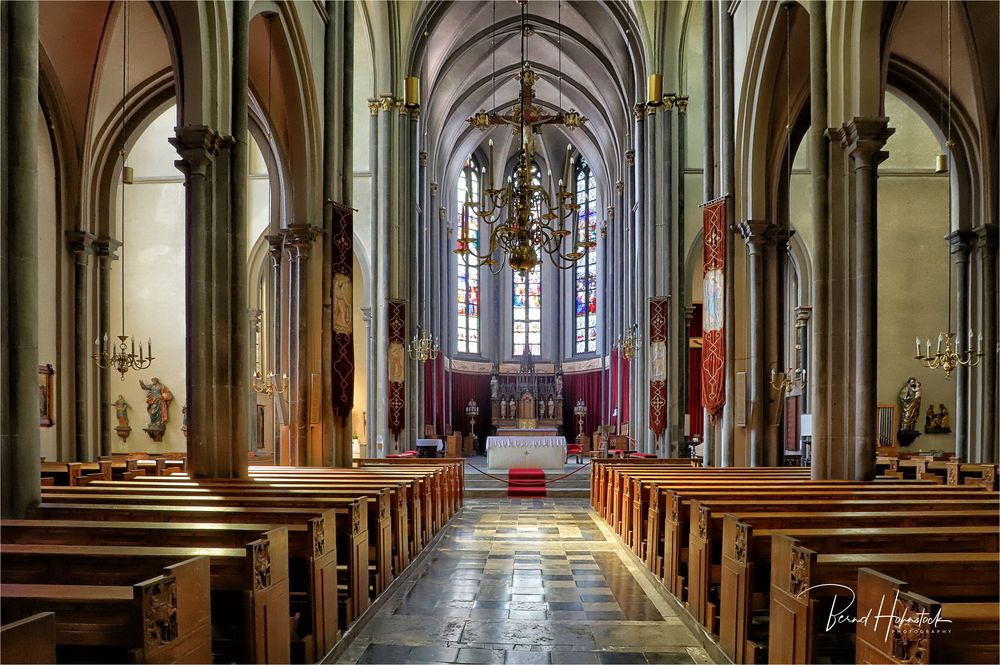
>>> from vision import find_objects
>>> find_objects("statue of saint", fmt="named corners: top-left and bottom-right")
top-left (938, 404), bottom-right (950, 430)
top-left (554, 370), bottom-right (563, 398)
top-left (547, 395), bottom-right (555, 420)
top-left (139, 377), bottom-right (174, 428)
top-left (898, 377), bottom-right (921, 432)
top-left (925, 405), bottom-right (937, 432)
top-left (490, 371), bottom-right (499, 399)
top-left (114, 394), bottom-right (131, 427)
top-left (500, 399), bottom-right (507, 419)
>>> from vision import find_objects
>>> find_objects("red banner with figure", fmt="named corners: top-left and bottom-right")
top-left (648, 297), bottom-right (669, 438)
top-left (701, 197), bottom-right (727, 420)
top-left (330, 203), bottom-right (355, 419)
top-left (387, 300), bottom-right (406, 441)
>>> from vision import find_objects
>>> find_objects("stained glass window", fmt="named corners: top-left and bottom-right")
top-left (456, 159), bottom-right (480, 354)
top-left (512, 163), bottom-right (543, 356)
top-left (574, 157), bottom-right (598, 353)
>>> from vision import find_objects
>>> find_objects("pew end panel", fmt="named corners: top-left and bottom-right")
top-left (855, 567), bottom-right (1000, 665)
top-left (0, 612), bottom-right (56, 664)
top-left (244, 528), bottom-right (291, 664)
top-left (767, 535), bottom-right (816, 665)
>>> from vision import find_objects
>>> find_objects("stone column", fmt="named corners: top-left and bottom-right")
top-left (1, 0), bottom-right (40, 517)
top-left (843, 118), bottom-right (893, 480)
top-left (948, 230), bottom-right (975, 460)
top-left (231, 0), bottom-right (251, 471)
top-left (284, 225), bottom-right (320, 465)
top-left (66, 231), bottom-right (96, 461)
top-left (795, 306), bottom-right (811, 413)
top-left (765, 229), bottom-right (792, 467)
top-left (93, 237), bottom-right (121, 457)
top-left (703, 0), bottom-right (716, 465)
top-left (375, 95), bottom-right (395, 452)
top-left (266, 233), bottom-right (284, 461)
top-left (808, 0), bottom-right (830, 478)
top-left (0, 0), bottom-right (39, 517)
top-left (974, 224), bottom-right (997, 463)
top-left (719, 0), bottom-right (736, 466)
top-left (676, 96), bottom-right (689, 458)
top-left (362, 307), bottom-right (374, 453)
top-left (633, 104), bottom-right (647, 451)
top-left (171, 126), bottom-right (250, 478)
top-left (739, 221), bottom-right (773, 466)
top-left (367, 99), bottom-right (379, 457)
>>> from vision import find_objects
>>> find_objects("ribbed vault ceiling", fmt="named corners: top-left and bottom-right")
top-left (417, 0), bottom-right (643, 193)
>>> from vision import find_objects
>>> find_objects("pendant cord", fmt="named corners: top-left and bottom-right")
top-left (558, 0), bottom-right (562, 111)
top-left (784, 5), bottom-right (791, 221)
top-left (492, 0), bottom-right (496, 115)
top-left (120, 0), bottom-right (128, 338)
top-left (945, 0), bottom-right (953, 335)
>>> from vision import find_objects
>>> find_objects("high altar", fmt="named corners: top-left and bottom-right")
top-left (490, 351), bottom-right (563, 435)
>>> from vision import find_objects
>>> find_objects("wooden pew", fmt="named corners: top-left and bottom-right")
top-left (29, 501), bottom-right (370, 629)
top-left (0, 612), bottom-right (55, 664)
top-left (1, 555), bottom-right (211, 664)
top-left (855, 567), bottom-right (1000, 665)
top-left (661, 490), bottom-right (998, 601)
top-left (767, 535), bottom-right (999, 664)
top-left (355, 458), bottom-right (465, 512)
top-left (39, 461), bottom-right (82, 487)
top-left (73, 480), bottom-right (399, 593)
top-left (2, 516), bottom-right (338, 662)
top-left (717, 512), bottom-right (1000, 663)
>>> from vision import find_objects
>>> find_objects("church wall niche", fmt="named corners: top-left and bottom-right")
top-left (876, 91), bottom-right (955, 455)
top-left (108, 104), bottom-right (187, 454)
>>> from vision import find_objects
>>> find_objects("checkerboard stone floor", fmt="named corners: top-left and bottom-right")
top-left (335, 499), bottom-right (711, 665)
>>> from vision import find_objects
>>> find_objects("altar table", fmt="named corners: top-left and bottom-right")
top-left (486, 436), bottom-right (567, 470)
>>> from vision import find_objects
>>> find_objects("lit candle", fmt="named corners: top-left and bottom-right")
top-left (915, 336), bottom-right (920, 357)
top-left (937, 333), bottom-right (943, 354)
top-left (103, 333), bottom-right (108, 352)
top-left (978, 333), bottom-right (983, 353)
top-left (488, 138), bottom-right (494, 187)
top-left (926, 339), bottom-right (931, 357)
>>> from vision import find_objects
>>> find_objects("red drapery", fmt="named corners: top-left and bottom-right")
top-left (688, 303), bottom-right (704, 438)
top-left (450, 372), bottom-right (492, 441)
top-left (562, 370), bottom-right (603, 438)
top-left (701, 197), bottom-right (727, 419)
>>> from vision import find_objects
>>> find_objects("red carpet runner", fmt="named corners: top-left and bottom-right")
top-left (507, 468), bottom-right (547, 498)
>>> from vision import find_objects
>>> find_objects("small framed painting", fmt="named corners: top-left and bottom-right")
top-left (38, 364), bottom-right (55, 427)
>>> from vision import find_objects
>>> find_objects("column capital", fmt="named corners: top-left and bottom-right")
top-left (662, 94), bottom-right (677, 111)
top-left (973, 224), bottom-right (998, 256)
top-left (429, 181), bottom-right (438, 196)
top-left (361, 307), bottom-right (373, 323)
top-left (616, 180), bottom-right (624, 194)
top-left (378, 95), bottom-right (396, 113)
top-left (267, 232), bottom-right (285, 259)
top-left (947, 229), bottom-right (976, 258)
top-left (368, 99), bottom-right (380, 116)
top-left (837, 117), bottom-right (894, 165)
top-left (675, 96), bottom-right (689, 114)
top-left (92, 236), bottom-right (122, 264)
top-left (248, 307), bottom-right (262, 329)
top-left (633, 103), bottom-right (646, 120)
top-left (738, 220), bottom-right (776, 254)
top-left (795, 305), bottom-right (812, 327)
top-left (772, 227), bottom-right (796, 251)
top-left (65, 230), bottom-right (96, 265)
top-left (284, 224), bottom-right (321, 258)
top-left (684, 305), bottom-right (696, 322)
top-left (419, 151), bottom-right (427, 167)
top-left (169, 125), bottom-right (224, 175)
top-left (625, 150), bottom-right (635, 166)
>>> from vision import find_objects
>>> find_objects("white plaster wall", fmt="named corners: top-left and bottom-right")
top-left (37, 107), bottom-right (60, 460)
top-left (109, 105), bottom-right (187, 452)
top-left (876, 93), bottom-right (954, 453)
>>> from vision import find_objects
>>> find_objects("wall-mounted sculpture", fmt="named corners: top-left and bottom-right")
top-left (113, 394), bottom-right (132, 442)
top-left (139, 377), bottom-right (174, 442)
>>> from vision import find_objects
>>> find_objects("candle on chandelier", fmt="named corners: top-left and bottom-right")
top-left (488, 139), bottom-right (494, 187)
top-left (147, 339), bottom-right (151, 359)
top-left (978, 333), bottom-right (983, 353)
top-left (926, 339), bottom-right (931, 357)
top-left (915, 336), bottom-right (920, 357)
top-left (937, 333), bottom-right (943, 354)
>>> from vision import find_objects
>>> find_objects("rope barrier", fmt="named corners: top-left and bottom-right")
top-left (465, 459), bottom-right (592, 486)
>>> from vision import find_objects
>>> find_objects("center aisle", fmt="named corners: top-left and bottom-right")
top-left (336, 497), bottom-right (711, 664)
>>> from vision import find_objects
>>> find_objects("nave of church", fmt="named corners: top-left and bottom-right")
top-left (1, 0), bottom-right (999, 663)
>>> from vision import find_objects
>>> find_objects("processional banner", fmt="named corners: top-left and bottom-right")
top-left (387, 299), bottom-right (406, 441)
top-left (330, 202), bottom-right (355, 418)
top-left (648, 297), bottom-right (669, 439)
top-left (701, 197), bottom-right (727, 420)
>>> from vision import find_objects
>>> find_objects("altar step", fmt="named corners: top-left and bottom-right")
top-left (464, 464), bottom-right (590, 498)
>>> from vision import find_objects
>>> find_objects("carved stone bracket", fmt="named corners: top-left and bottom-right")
top-left (738, 220), bottom-right (777, 256)
top-left (66, 230), bottom-right (96, 266)
top-left (169, 125), bottom-right (224, 176)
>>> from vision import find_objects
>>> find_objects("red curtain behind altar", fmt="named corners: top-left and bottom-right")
top-left (450, 372), bottom-right (492, 441)
top-left (688, 304), bottom-right (704, 438)
top-left (562, 370), bottom-right (603, 439)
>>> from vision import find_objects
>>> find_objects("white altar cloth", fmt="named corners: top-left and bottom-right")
top-left (486, 436), bottom-right (567, 470)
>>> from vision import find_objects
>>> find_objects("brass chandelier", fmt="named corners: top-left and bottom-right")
top-left (407, 326), bottom-right (440, 363)
top-left (458, 0), bottom-right (591, 275)
top-left (94, 0), bottom-right (154, 379)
